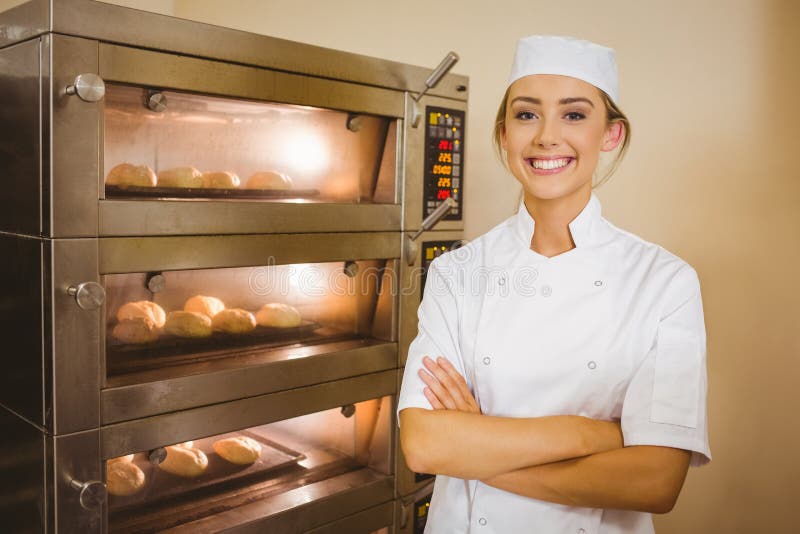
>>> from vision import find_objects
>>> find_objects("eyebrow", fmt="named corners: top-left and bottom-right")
top-left (510, 96), bottom-right (595, 108)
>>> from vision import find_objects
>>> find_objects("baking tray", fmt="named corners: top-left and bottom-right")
top-left (106, 320), bottom-right (321, 374)
top-left (108, 430), bottom-right (306, 511)
top-left (105, 184), bottom-right (321, 199)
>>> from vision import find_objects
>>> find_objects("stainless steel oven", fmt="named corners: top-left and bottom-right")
top-left (0, 0), bottom-right (467, 531)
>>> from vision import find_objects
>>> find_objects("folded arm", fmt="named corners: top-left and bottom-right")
top-left (483, 444), bottom-right (691, 514)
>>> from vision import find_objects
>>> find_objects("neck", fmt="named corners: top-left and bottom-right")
top-left (523, 187), bottom-right (591, 258)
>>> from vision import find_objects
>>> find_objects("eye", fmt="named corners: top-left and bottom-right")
top-left (565, 111), bottom-right (586, 121)
top-left (515, 111), bottom-right (537, 120)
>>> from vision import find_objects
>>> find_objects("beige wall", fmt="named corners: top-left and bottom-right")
top-left (124, 1), bottom-right (800, 531)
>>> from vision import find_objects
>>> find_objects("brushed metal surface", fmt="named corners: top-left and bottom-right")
top-left (100, 370), bottom-right (396, 459)
top-left (162, 470), bottom-right (393, 534)
top-left (54, 428), bottom-right (103, 532)
top-left (101, 340), bottom-right (397, 424)
top-left (0, 38), bottom-right (41, 236)
top-left (51, 238), bottom-right (101, 434)
top-left (99, 232), bottom-right (401, 274)
top-left (99, 201), bottom-right (403, 237)
top-left (49, 33), bottom-right (100, 238)
top-left (99, 43), bottom-right (405, 118)
top-left (0, 405), bottom-right (47, 534)
top-left (0, 0), bottom-right (48, 48)
top-left (0, 234), bottom-right (44, 427)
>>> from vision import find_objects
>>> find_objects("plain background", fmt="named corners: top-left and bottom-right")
top-left (98, 1), bottom-right (800, 531)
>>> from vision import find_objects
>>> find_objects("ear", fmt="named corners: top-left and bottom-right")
top-left (601, 121), bottom-right (625, 152)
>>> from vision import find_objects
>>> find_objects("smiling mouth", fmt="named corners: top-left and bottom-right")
top-left (527, 157), bottom-right (574, 170)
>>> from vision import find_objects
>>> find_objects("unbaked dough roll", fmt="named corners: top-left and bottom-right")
top-left (256, 303), bottom-right (302, 328)
top-left (107, 460), bottom-right (145, 497)
top-left (201, 171), bottom-right (240, 189)
top-left (183, 295), bottom-right (225, 319)
top-left (164, 311), bottom-right (213, 338)
top-left (157, 446), bottom-right (208, 478)
top-left (106, 163), bottom-right (157, 188)
top-left (116, 300), bottom-right (166, 328)
top-left (157, 166), bottom-right (203, 188)
top-left (213, 436), bottom-right (262, 465)
top-left (212, 308), bottom-right (257, 334)
top-left (112, 317), bottom-right (160, 344)
top-left (246, 171), bottom-right (293, 190)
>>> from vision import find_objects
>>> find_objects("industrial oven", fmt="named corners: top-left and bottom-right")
top-left (0, 0), bottom-right (466, 532)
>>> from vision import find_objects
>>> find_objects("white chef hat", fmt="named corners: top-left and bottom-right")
top-left (508, 35), bottom-right (619, 102)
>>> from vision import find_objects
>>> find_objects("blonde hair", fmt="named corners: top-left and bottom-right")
top-left (492, 87), bottom-right (631, 188)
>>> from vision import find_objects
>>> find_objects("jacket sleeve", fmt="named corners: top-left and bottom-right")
top-left (397, 254), bottom-right (470, 420)
top-left (621, 265), bottom-right (712, 466)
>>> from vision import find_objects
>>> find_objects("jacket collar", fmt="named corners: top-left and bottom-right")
top-left (513, 192), bottom-right (604, 249)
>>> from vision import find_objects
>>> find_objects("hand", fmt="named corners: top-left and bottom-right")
top-left (419, 356), bottom-right (481, 414)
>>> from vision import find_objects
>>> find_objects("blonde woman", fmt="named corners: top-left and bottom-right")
top-left (398, 35), bottom-right (710, 533)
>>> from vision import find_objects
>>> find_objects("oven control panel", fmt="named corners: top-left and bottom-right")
top-left (414, 490), bottom-right (433, 533)
top-left (423, 106), bottom-right (464, 221)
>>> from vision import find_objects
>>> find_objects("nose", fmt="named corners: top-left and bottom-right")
top-left (534, 118), bottom-right (561, 147)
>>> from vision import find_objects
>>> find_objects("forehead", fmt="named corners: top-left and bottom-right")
top-left (508, 74), bottom-right (602, 103)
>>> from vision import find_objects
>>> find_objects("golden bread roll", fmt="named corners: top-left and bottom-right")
top-left (158, 446), bottom-right (208, 478)
top-left (213, 436), bottom-right (262, 465)
top-left (112, 317), bottom-right (159, 344)
top-left (212, 308), bottom-right (257, 334)
top-left (183, 295), bottom-right (225, 318)
top-left (164, 311), bottom-right (213, 338)
top-left (108, 454), bottom-right (135, 464)
top-left (157, 166), bottom-right (203, 188)
top-left (246, 171), bottom-right (293, 190)
top-left (201, 171), bottom-right (240, 189)
top-left (106, 163), bottom-right (157, 188)
top-left (116, 300), bottom-right (166, 328)
top-left (174, 441), bottom-right (194, 449)
top-left (255, 303), bottom-right (302, 328)
top-left (107, 460), bottom-right (145, 497)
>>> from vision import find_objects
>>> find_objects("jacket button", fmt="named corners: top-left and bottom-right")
top-left (483, 356), bottom-right (491, 365)
top-left (541, 284), bottom-right (552, 297)
top-left (587, 361), bottom-right (597, 370)
top-left (594, 280), bottom-right (603, 287)
top-left (578, 529), bottom-right (586, 534)
top-left (478, 517), bottom-right (487, 526)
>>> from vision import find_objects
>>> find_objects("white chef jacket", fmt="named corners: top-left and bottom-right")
top-left (398, 192), bottom-right (711, 534)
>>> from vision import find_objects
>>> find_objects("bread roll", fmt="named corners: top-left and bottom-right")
top-left (201, 171), bottom-right (240, 189)
top-left (112, 317), bottom-right (160, 344)
top-left (106, 163), bottom-right (157, 188)
top-left (108, 454), bottom-right (135, 465)
top-left (255, 303), bottom-right (302, 328)
top-left (157, 446), bottom-right (208, 478)
top-left (212, 308), bottom-right (257, 334)
top-left (174, 441), bottom-right (194, 449)
top-left (107, 460), bottom-right (145, 497)
top-left (157, 166), bottom-right (203, 188)
top-left (164, 311), bottom-right (213, 338)
top-left (116, 300), bottom-right (166, 328)
top-left (213, 436), bottom-right (262, 465)
top-left (184, 295), bottom-right (225, 318)
top-left (246, 171), bottom-right (293, 190)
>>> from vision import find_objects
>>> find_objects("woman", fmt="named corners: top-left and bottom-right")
top-left (398, 35), bottom-right (710, 533)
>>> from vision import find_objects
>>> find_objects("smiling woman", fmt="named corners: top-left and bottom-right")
top-left (398, 35), bottom-right (710, 534)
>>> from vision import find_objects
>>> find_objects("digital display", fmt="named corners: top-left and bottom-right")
top-left (423, 106), bottom-right (464, 219)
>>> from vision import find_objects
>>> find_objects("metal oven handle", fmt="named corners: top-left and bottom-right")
top-left (69, 478), bottom-right (107, 511)
top-left (67, 281), bottom-right (106, 310)
top-left (65, 73), bottom-right (106, 102)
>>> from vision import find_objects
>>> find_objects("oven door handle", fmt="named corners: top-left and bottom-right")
top-left (69, 478), bottom-right (107, 511)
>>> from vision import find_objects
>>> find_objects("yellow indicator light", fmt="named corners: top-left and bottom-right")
top-left (445, 114), bottom-right (450, 118)
top-left (426, 248), bottom-right (435, 260)
top-left (429, 112), bottom-right (438, 125)
top-left (452, 127), bottom-right (457, 131)
top-left (454, 188), bottom-right (458, 193)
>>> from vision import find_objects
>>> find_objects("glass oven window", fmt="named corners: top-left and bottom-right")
top-left (103, 84), bottom-right (397, 204)
top-left (104, 260), bottom-right (393, 381)
top-left (106, 396), bottom-right (391, 532)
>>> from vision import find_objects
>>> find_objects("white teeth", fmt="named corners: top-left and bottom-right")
top-left (531, 158), bottom-right (571, 170)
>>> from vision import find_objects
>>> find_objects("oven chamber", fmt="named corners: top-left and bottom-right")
top-left (0, 0), bottom-right (465, 532)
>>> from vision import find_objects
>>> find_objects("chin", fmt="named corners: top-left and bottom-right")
top-left (515, 175), bottom-right (589, 202)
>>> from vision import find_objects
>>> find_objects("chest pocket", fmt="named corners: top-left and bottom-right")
top-left (472, 262), bottom-right (624, 419)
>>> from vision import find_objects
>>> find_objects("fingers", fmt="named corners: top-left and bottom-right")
top-left (423, 387), bottom-right (446, 410)
top-left (420, 356), bottom-right (480, 413)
